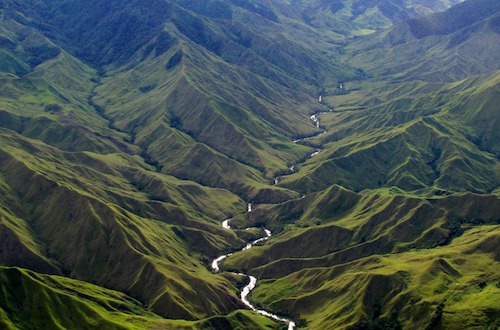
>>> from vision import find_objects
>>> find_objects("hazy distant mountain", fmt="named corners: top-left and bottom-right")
top-left (0, 0), bottom-right (498, 329)
top-left (269, 0), bottom-right (465, 37)
top-left (347, 0), bottom-right (500, 81)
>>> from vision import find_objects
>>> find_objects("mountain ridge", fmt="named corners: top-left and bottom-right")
top-left (0, 0), bottom-right (498, 329)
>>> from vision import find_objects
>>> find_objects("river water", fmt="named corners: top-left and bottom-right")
top-left (273, 109), bottom-right (330, 185)
top-left (211, 105), bottom-right (332, 327)
top-left (211, 205), bottom-right (296, 329)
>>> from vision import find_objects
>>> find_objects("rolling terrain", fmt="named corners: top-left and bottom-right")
top-left (0, 0), bottom-right (498, 329)
top-left (220, 0), bottom-right (500, 328)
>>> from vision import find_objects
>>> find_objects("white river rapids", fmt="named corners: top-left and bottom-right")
top-left (211, 102), bottom-right (333, 328)
top-left (273, 107), bottom-right (330, 185)
top-left (211, 205), bottom-right (296, 330)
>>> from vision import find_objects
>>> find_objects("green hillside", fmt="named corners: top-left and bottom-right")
top-left (279, 73), bottom-right (500, 195)
top-left (222, 187), bottom-right (499, 328)
top-left (267, 0), bottom-right (464, 38)
top-left (345, 0), bottom-right (500, 82)
top-left (0, 266), bottom-right (279, 330)
top-left (0, 0), bottom-right (498, 329)
top-left (252, 225), bottom-right (500, 329)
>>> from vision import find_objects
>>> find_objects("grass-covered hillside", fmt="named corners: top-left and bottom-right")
top-left (268, 0), bottom-right (464, 38)
top-left (0, 266), bottom-right (281, 329)
top-left (221, 185), bottom-right (499, 328)
top-left (0, 0), bottom-right (498, 329)
top-left (252, 225), bottom-right (500, 329)
top-left (279, 72), bottom-right (500, 195)
top-left (345, 0), bottom-right (500, 82)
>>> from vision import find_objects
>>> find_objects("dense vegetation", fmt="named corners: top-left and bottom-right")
top-left (0, 0), bottom-right (498, 329)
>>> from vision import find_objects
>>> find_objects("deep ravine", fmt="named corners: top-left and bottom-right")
top-left (211, 101), bottom-right (333, 329)
top-left (274, 104), bottom-right (331, 185)
top-left (211, 205), bottom-right (296, 330)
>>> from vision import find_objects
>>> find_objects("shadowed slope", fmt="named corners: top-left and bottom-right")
top-left (280, 67), bottom-right (500, 195)
top-left (252, 226), bottom-right (500, 329)
top-left (224, 186), bottom-right (499, 277)
top-left (0, 130), bottom-right (251, 319)
top-left (0, 0), bottom-right (498, 328)
top-left (0, 266), bottom-right (169, 330)
top-left (222, 187), bottom-right (499, 329)
top-left (346, 0), bottom-right (500, 81)
top-left (0, 266), bottom-right (280, 330)
top-left (0, 11), bottom-right (136, 155)
top-left (267, 0), bottom-right (463, 39)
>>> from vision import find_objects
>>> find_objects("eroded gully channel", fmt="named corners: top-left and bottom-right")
top-left (210, 101), bottom-right (331, 329)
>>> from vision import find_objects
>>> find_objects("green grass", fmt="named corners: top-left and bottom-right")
top-left (0, 266), bottom-right (281, 330)
top-left (92, 42), bottom-right (323, 199)
top-left (0, 130), bottom-right (253, 319)
top-left (344, 0), bottom-right (500, 83)
top-left (0, 0), bottom-right (498, 329)
top-left (0, 266), bottom-right (179, 329)
top-left (278, 72), bottom-right (500, 196)
top-left (250, 226), bottom-right (500, 329)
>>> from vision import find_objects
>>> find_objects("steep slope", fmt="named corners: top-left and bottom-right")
top-left (0, 0), bottom-right (498, 329)
top-left (278, 73), bottom-right (500, 195)
top-left (252, 225), bottom-right (500, 329)
top-left (216, 1), bottom-right (499, 329)
top-left (0, 0), bottom-right (324, 324)
top-left (0, 266), bottom-right (168, 330)
top-left (0, 10), bottom-right (133, 155)
top-left (10, 0), bottom-right (362, 201)
top-left (268, 0), bottom-right (464, 38)
top-left (276, 0), bottom-right (500, 195)
top-left (346, 0), bottom-right (500, 81)
top-left (0, 266), bottom-right (279, 330)
top-left (0, 0), bottom-right (334, 321)
top-left (0, 129), bottom-right (253, 319)
top-left (225, 186), bottom-right (500, 274)
top-left (222, 187), bottom-right (500, 329)
top-left (93, 42), bottom-right (315, 200)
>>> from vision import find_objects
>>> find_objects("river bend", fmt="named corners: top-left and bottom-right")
top-left (211, 207), bottom-right (296, 330)
top-left (211, 101), bottom-right (332, 328)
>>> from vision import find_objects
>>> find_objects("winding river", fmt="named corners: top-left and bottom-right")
top-left (212, 205), bottom-right (296, 330)
top-left (274, 106), bottom-right (330, 185)
top-left (211, 101), bottom-right (332, 328)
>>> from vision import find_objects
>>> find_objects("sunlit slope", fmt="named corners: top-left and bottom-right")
top-left (222, 187), bottom-right (499, 329)
top-left (268, 0), bottom-right (463, 39)
top-left (33, 0), bottom-right (356, 85)
top-left (22, 0), bottom-right (363, 201)
top-left (0, 0), bottom-right (333, 322)
top-left (0, 129), bottom-right (252, 319)
top-left (0, 266), bottom-right (280, 330)
top-left (93, 42), bottom-right (314, 201)
top-left (252, 225), bottom-right (500, 329)
top-left (0, 0), bottom-right (498, 328)
top-left (346, 0), bottom-right (500, 82)
top-left (224, 186), bottom-right (499, 275)
top-left (0, 266), bottom-right (172, 330)
top-left (0, 13), bottom-right (133, 155)
top-left (279, 72), bottom-right (500, 195)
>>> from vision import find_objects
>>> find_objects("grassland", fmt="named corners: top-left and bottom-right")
top-left (0, 0), bottom-right (498, 329)
top-left (251, 225), bottom-right (500, 329)
top-left (0, 266), bottom-right (281, 330)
